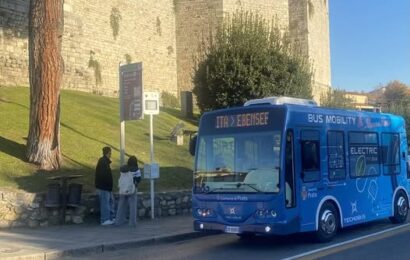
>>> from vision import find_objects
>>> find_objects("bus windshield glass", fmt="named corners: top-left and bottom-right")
top-left (194, 131), bottom-right (281, 194)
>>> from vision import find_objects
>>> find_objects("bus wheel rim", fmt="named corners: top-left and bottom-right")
top-left (397, 196), bottom-right (408, 216)
top-left (321, 209), bottom-right (336, 234)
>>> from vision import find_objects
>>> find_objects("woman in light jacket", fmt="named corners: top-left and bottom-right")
top-left (115, 156), bottom-right (141, 227)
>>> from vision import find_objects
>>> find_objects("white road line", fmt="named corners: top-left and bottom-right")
top-left (283, 223), bottom-right (410, 260)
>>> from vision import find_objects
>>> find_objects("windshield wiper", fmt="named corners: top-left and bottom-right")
top-left (234, 183), bottom-right (263, 192)
top-left (204, 187), bottom-right (238, 194)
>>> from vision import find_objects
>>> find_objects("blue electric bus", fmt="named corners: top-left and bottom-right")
top-left (189, 96), bottom-right (410, 242)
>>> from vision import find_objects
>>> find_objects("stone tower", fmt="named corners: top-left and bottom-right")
top-left (289, 0), bottom-right (331, 101)
top-left (175, 0), bottom-right (331, 101)
top-left (175, 0), bottom-right (290, 93)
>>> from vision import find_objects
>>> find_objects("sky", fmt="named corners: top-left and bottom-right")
top-left (329, 0), bottom-right (410, 93)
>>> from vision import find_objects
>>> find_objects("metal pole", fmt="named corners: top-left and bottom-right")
top-left (120, 121), bottom-right (125, 166)
top-left (150, 114), bottom-right (155, 219)
top-left (119, 62), bottom-right (125, 166)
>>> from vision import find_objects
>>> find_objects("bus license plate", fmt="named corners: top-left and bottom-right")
top-left (225, 226), bottom-right (240, 234)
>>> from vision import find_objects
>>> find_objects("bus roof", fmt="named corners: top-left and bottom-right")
top-left (200, 99), bottom-right (405, 133)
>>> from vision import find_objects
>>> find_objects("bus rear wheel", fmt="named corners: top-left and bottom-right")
top-left (315, 201), bottom-right (338, 243)
top-left (390, 190), bottom-right (408, 224)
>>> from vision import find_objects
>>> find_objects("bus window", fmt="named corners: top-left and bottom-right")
top-left (327, 131), bottom-right (346, 180)
top-left (301, 130), bottom-right (321, 182)
top-left (212, 137), bottom-right (234, 172)
top-left (381, 133), bottom-right (400, 175)
top-left (348, 132), bottom-right (380, 177)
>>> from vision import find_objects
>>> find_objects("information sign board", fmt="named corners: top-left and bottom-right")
top-left (143, 91), bottom-right (160, 115)
top-left (120, 62), bottom-right (143, 121)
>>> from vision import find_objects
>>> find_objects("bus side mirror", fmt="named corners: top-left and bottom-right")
top-left (189, 135), bottom-right (197, 156)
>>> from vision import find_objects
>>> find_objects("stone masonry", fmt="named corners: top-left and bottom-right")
top-left (0, 0), bottom-right (331, 101)
top-left (0, 188), bottom-right (192, 229)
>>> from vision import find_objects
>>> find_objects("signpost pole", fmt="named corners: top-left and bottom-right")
top-left (120, 121), bottom-right (125, 165)
top-left (119, 63), bottom-right (125, 166)
top-left (150, 114), bottom-right (155, 219)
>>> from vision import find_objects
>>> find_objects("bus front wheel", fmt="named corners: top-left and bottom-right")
top-left (315, 201), bottom-right (338, 243)
top-left (390, 190), bottom-right (408, 224)
top-left (237, 233), bottom-right (255, 240)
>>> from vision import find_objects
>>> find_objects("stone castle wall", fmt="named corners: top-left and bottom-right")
top-left (0, 0), bottom-right (178, 96)
top-left (0, 0), bottom-right (331, 100)
top-left (62, 0), bottom-right (178, 96)
top-left (0, 0), bottom-right (30, 87)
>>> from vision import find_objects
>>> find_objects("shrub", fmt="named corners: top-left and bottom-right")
top-left (161, 91), bottom-right (180, 108)
top-left (193, 11), bottom-right (312, 113)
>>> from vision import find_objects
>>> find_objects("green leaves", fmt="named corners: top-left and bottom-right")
top-left (193, 11), bottom-right (312, 113)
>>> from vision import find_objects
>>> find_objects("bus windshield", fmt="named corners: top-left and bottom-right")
top-left (194, 131), bottom-right (281, 194)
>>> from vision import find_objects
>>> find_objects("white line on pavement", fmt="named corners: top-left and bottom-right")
top-left (283, 223), bottom-right (410, 260)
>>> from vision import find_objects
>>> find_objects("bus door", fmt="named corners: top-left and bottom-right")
top-left (295, 128), bottom-right (322, 230)
top-left (283, 129), bottom-right (298, 232)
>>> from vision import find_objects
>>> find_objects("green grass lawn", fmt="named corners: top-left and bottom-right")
top-left (0, 86), bottom-right (198, 193)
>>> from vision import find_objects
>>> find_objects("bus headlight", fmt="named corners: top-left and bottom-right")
top-left (255, 209), bottom-right (277, 218)
top-left (196, 208), bottom-right (214, 217)
top-left (256, 209), bottom-right (266, 217)
top-left (270, 210), bottom-right (277, 217)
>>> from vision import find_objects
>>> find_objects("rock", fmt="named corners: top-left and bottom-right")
top-left (28, 219), bottom-right (39, 228)
top-left (11, 221), bottom-right (24, 228)
top-left (40, 221), bottom-right (49, 227)
top-left (72, 216), bottom-right (83, 224)
top-left (0, 220), bottom-right (11, 228)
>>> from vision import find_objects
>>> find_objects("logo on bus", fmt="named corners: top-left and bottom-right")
top-left (301, 186), bottom-right (317, 200)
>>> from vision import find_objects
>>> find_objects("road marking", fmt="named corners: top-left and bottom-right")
top-left (283, 223), bottom-right (410, 260)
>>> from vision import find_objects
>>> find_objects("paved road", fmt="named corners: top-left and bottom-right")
top-left (64, 219), bottom-right (410, 260)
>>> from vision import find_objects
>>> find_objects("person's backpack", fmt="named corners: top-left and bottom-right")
top-left (118, 170), bottom-right (136, 195)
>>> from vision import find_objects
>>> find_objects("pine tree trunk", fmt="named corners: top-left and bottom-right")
top-left (27, 0), bottom-right (64, 170)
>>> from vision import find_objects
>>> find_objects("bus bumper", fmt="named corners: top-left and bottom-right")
top-left (193, 220), bottom-right (291, 235)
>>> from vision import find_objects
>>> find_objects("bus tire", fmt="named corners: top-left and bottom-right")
top-left (315, 201), bottom-right (338, 243)
top-left (390, 190), bottom-right (408, 224)
top-left (237, 233), bottom-right (255, 240)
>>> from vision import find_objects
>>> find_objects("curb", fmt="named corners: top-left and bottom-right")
top-left (1, 231), bottom-right (209, 260)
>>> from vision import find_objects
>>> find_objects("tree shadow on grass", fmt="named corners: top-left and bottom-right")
top-left (12, 165), bottom-right (192, 194)
top-left (61, 122), bottom-right (132, 157)
top-left (143, 133), bottom-right (171, 141)
top-left (0, 97), bottom-right (30, 110)
top-left (160, 107), bottom-right (199, 125)
top-left (13, 165), bottom-right (123, 193)
top-left (0, 136), bottom-right (27, 161)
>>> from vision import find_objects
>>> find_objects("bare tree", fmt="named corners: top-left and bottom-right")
top-left (27, 0), bottom-right (64, 170)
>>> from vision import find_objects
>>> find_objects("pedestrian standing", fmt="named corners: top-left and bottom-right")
top-left (115, 155), bottom-right (141, 227)
top-left (95, 146), bottom-right (115, 225)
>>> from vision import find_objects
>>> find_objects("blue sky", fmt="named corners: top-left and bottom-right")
top-left (329, 0), bottom-right (410, 92)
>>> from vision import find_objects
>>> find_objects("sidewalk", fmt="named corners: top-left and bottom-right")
top-left (0, 215), bottom-right (203, 260)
